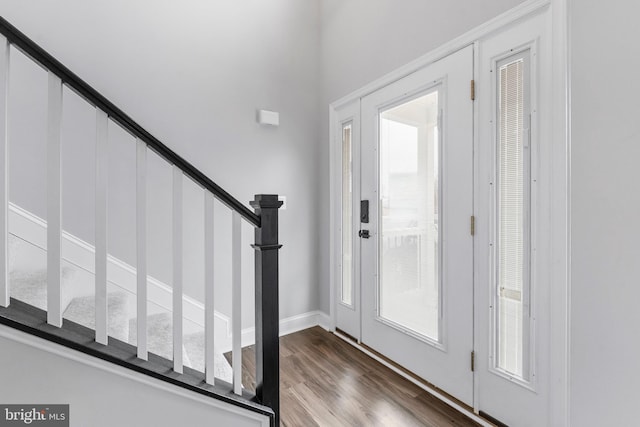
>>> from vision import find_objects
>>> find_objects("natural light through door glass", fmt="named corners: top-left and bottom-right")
top-left (497, 52), bottom-right (531, 380)
top-left (379, 90), bottom-right (440, 341)
top-left (341, 123), bottom-right (354, 306)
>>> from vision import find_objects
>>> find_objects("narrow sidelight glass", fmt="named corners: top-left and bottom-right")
top-left (341, 123), bottom-right (354, 306)
top-left (378, 90), bottom-right (440, 342)
top-left (496, 51), bottom-right (531, 380)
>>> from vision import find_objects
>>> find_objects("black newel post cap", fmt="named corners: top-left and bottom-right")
top-left (250, 194), bottom-right (283, 210)
top-left (251, 194), bottom-right (283, 251)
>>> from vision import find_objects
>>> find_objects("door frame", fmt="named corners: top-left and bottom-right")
top-left (328, 0), bottom-right (570, 424)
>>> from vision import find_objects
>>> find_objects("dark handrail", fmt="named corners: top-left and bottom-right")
top-left (0, 16), bottom-right (260, 228)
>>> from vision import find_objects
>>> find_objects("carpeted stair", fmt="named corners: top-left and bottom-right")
top-left (7, 233), bottom-right (233, 384)
top-left (128, 313), bottom-right (193, 368)
top-left (63, 291), bottom-right (133, 343)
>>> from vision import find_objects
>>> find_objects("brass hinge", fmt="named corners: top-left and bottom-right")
top-left (470, 215), bottom-right (475, 236)
top-left (471, 351), bottom-right (475, 372)
top-left (470, 79), bottom-right (476, 101)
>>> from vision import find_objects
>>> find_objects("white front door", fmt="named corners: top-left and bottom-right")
top-left (359, 45), bottom-right (474, 405)
top-left (333, 7), bottom-right (556, 423)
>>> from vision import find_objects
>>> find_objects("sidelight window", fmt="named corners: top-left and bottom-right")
top-left (341, 122), bottom-right (354, 306)
top-left (496, 50), bottom-right (532, 380)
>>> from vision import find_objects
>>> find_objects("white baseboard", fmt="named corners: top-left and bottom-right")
top-left (238, 310), bottom-right (330, 350)
top-left (8, 202), bottom-right (328, 352)
top-left (317, 312), bottom-right (331, 331)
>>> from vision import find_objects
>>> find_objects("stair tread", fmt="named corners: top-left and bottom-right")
top-left (129, 317), bottom-right (232, 383)
top-left (63, 292), bottom-right (132, 342)
top-left (8, 235), bottom-right (232, 384)
top-left (183, 331), bottom-right (205, 372)
top-left (183, 330), bottom-right (233, 383)
top-left (129, 313), bottom-right (192, 366)
top-left (9, 270), bottom-right (48, 311)
top-left (0, 300), bottom-right (268, 418)
top-left (9, 267), bottom-right (76, 312)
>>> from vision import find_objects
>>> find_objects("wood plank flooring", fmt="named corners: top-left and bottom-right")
top-left (227, 327), bottom-right (480, 427)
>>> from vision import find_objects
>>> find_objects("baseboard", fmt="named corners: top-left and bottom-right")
top-left (317, 311), bottom-right (331, 331)
top-left (238, 310), bottom-right (329, 350)
top-left (8, 202), bottom-right (329, 352)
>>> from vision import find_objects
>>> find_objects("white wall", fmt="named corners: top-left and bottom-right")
top-left (317, 0), bottom-right (526, 312)
top-left (0, 327), bottom-right (268, 427)
top-left (570, 0), bottom-right (640, 425)
top-left (0, 0), bottom-right (322, 327)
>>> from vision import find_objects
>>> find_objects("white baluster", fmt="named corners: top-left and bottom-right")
top-left (46, 72), bottom-right (62, 327)
top-left (136, 139), bottom-right (148, 359)
top-left (172, 166), bottom-right (183, 373)
top-left (0, 37), bottom-right (9, 308)
top-left (232, 211), bottom-right (242, 395)
top-left (95, 110), bottom-right (108, 344)
top-left (204, 191), bottom-right (215, 385)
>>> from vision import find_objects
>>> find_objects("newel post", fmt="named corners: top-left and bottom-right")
top-left (250, 194), bottom-right (282, 426)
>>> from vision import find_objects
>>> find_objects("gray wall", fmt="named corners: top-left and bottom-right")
top-left (1, 0), bottom-right (322, 326)
top-left (6, 0), bottom-right (640, 424)
top-left (317, 0), bottom-right (526, 312)
top-left (2, 0), bottom-right (533, 324)
top-left (570, 0), bottom-right (640, 424)
top-left (0, 330), bottom-right (266, 427)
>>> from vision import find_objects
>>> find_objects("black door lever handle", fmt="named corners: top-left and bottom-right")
top-left (358, 230), bottom-right (370, 239)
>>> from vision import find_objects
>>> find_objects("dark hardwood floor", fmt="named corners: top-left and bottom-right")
top-left (227, 327), bottom-right (481, 427)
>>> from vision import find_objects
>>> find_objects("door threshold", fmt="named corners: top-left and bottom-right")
top-left (334, 327), bottom-right (358, 343)
top-left (359, 342), bottom-right (472, 412)
top-left (332, 330), bottom-right (496, 427)
top-left (479, 411), bottom-right (509, 427)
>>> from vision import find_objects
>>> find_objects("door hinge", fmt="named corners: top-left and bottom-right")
top-left (471, 351), bottom-right (475, 372)
top-left (470, 215), bottom-right (475, 236)
top-left (470, 79), bottom-right (476, 101)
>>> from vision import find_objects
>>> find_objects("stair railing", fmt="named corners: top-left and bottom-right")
top-left (0, 17), bottom-right (280, 426)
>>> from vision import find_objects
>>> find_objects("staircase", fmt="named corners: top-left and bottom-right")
top-left (8, 233), bottom-right (234, 382)
top-left (0, 16), bottom-right (281, 426)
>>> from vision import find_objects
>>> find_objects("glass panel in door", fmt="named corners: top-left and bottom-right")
top-left (496, 52), bottom-right (531, 381)
top-left (378, 89), bottom-right (440, 342)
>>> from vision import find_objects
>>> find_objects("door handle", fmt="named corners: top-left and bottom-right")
top-left (358, 230), bottom-right (370, 239)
